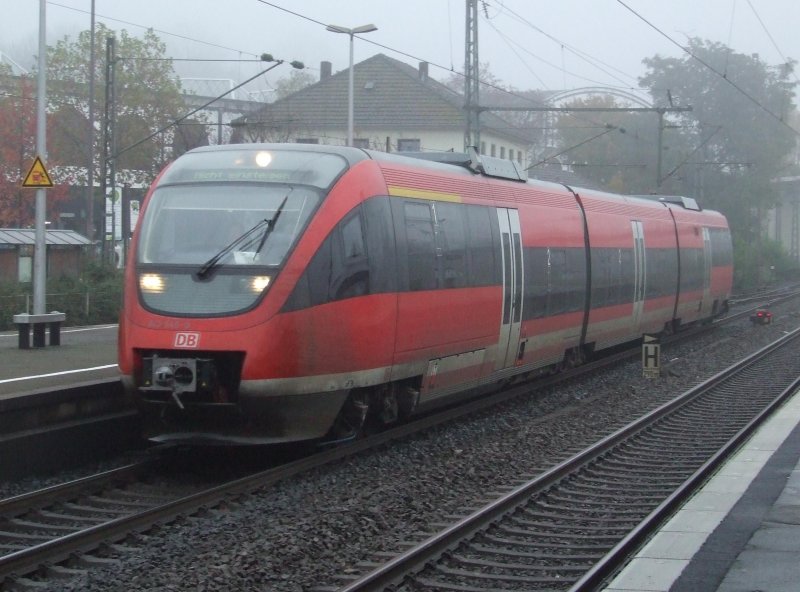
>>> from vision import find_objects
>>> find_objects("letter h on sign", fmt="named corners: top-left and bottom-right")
top-left (642, 335), bottom-right (660, 379)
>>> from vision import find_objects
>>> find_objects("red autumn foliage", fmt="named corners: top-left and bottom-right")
top-left (0, 76), bottom-right (70, 228)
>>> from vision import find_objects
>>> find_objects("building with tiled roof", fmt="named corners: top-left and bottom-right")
top-left (232, 54), bottom-right (531, 166)
top-left (0, 229), bottom-right (92, 282)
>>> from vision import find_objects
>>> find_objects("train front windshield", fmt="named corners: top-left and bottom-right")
top-left (138, 149), bottom-right (347, 267)
top-left (138, 184), bottom-right (318, 267)
top-left (134, 148), bottom-right (347, 316)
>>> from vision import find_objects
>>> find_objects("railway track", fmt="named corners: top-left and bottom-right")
top-left (1, 295), bottom-right (796, 589)
top-left (329, 326), bottom-right (800, 592)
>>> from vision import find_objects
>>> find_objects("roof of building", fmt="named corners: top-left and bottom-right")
top-left (0, 229), bottom-right (92, 246)
top-left (236, 54), bottom-right (529, 144)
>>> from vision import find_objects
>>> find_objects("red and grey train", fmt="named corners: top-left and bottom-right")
top-left (118, 144), bottom-right (733, 444)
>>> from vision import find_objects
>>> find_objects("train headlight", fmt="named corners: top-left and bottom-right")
top-left (250, 275), bottom-right (271, 293)
top-left (139, 273), bottom-right (165, 294)
top-left (255, 151), bottom-right (273, 167)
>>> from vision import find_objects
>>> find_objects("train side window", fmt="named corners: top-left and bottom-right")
top-left (617, 248), bottom-right (634, 303)
top-left (363, 197), bottom-right (397, 294)
top-left (548, 248), bottom-right (567, 315)
top-left (465, 205), bottom-right (498, 286)
top-left (435, 202), bottom-right (468, 289)
top-left (566, 248), bottom-right (587, 312)
top-left (710, 228), bottom-right (732, 267)
top-left (680, 248), bottom-right (704, 292)
top-left (523, 247), bottom-right (548, 319)
top-left (646, 248), bottom-right (678, 298)
top-left (591, 249), bottom-right (612, 308)
top-left (404, 201), bottom-right (437, 291)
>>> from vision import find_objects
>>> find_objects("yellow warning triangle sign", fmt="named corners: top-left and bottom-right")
top-left (21, 156), bottom-right (54, 188)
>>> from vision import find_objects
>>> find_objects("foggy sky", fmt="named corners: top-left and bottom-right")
top-left (1, 0), bottom-right (799, 101)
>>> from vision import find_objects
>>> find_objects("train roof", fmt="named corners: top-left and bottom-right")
top-left (182, 144), bottom-right (712, 214)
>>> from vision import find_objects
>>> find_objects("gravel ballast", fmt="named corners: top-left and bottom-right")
top-left (6, 300), bottom-right (799, 591)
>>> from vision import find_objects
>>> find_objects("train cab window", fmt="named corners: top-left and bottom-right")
top-left (331, 212), bottom-right (369, 300)
top-left (342, 214), bottom-right (365, 259)
top-left (283, 198), bottom-right (399, 312)
top-left (289, 208), bottom-right (369, 307)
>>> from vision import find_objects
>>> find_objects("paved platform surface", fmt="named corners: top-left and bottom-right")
top-left (602, 387), bottom-right (800, 592)
top-left (0, 324), bottom-right (119, 397)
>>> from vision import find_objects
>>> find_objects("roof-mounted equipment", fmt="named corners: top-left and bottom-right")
top-left (401, 147), bottom-right (528, 182)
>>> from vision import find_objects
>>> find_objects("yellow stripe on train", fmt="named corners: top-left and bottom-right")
top-left (387, 186), bottom-right (462, 203)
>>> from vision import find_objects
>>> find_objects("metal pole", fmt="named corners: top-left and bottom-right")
top-left (347, 32), bottom-right (354, 147)
top-left (86, 0), bottom-right (96, 242)
top-left (656, 109), bottom-right (664, 188)
top-left (33, 0), bottom-right (47, 315)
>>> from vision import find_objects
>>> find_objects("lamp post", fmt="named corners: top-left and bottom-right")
top-left (326, 23), bottom-right (377, 146)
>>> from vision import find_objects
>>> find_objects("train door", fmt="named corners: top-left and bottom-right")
top-left (631, 220), bottom-right (646, 331)
top-left (496, 208), bottom-right (524, 370)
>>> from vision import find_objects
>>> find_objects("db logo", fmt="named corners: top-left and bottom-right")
top-left (174, 332), bottom-right (200, 348)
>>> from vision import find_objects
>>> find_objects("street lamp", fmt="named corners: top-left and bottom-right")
top-left (326, 23), bottom-right (378, 146)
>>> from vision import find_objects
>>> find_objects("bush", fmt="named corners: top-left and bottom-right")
top-left (733, 236), bottom-right (796, 291)
top-left (0, 263), bottom-right (123, 331)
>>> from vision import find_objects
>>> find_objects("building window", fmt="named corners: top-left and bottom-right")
top-left (353, 138), bottom-right (370, 149)
top-left (500, 146), bottom-right (506, 159)
top-left (480, 141), bottom-right (486, 155)
top-left (509, 149), bottom-right (514, 161)
top-left (490, 144), bottom-right (496, 157)
top-left (296, 138), bottom-right (319, 144)
top-left (397, 138), bottom-right (421, 152)
top-left (517, 151), bottom-right (523, 164)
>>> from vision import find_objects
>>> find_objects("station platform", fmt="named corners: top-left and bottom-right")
top-left (602, 386), bottom-right (800, 592)
top-left (0, 323), bottom-right (119, 397)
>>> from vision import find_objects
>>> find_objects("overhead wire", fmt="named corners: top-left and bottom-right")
top-left (491, 2), bottom-right (641, 89)
top-left (47, 1), bottom-right (261, 58)
top-left (745, 0), bottom-right (800, 85)
top-left (251, 0), bottom-right (667, 170)
top-left (615, 0), bottom-right (799, 137)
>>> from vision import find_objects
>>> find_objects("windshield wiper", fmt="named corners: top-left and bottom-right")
top-left (196, 218), bottom-right (268, 279)
top-left (251, 192), bottom-right (291, 260)
top-left (195, 192), bottom-right (293, 280)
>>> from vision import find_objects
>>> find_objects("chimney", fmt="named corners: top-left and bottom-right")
top-left (320, 61), bottom-right (332, 81)
top-left (418, 61), bottom-right (428, 81)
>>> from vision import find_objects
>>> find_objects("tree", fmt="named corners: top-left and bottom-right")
top-left (273, 70), bottom-right (316, 101)
top-left (550, 95), bottom-right (659, 193)
top-left (45, 23), bottom-right (198, 185)
top-left (638, 38), bottom-right (797, 237)
top-left (0, 70), bottom-right (69, 227)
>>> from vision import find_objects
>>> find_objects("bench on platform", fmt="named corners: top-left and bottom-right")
top-left (12, 312), bottom-right (67, 349)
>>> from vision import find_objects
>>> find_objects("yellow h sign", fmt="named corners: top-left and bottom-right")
top-left (642, 335), bottom-right (661, 379)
